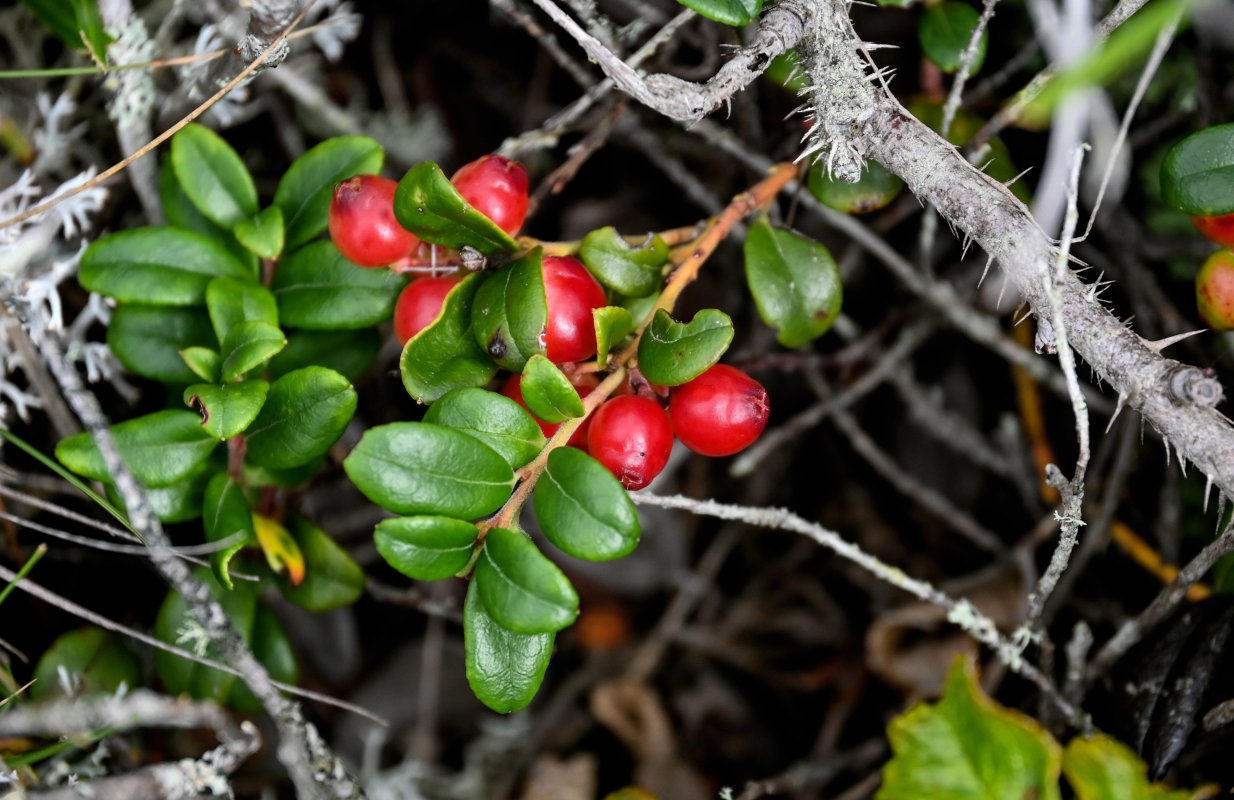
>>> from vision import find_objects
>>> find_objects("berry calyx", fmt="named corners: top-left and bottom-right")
top-left (500, 372), bottom-right (598, 449)
top-left (1192, 214), bottom-right (1234, 247)
top-left (669, 364), bottom-right (769, 457)
top-left (329, 175), bottom-right (420, 267)
top-left (542, 255), bottom-right (607, 363)
top-left (451, 155), bottom-right (530, 236)
top-left (587, 395), bottom-right (673, 490)
top-left (394, 276), bottom-right (462, 344)
top-left (1196, 248), bottom-right (1234, 331)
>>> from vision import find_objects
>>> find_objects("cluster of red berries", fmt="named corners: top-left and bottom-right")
top-left (328, 155), bottom-right (770, 490)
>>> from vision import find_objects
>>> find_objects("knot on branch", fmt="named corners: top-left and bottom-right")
top-left (1167, 365), bottom-right (1225, 408)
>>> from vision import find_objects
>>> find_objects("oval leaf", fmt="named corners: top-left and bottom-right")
top-left (110, 304), bottom-right (217, 384)
top-left (80, 227), bottom-right (252, 306)
top-left (578, 227), bottom-right (668, 297)
top-left (1062, 734), bottom-right (1195, 800)
top-left (375, 515), bottom-right (479, 581)
top-left (743, 220), bottom-right (843, 348)
top-left (1161, 123), bottom-right (1234, 216)
top-left (202, 473), bottom-right (255, 590)
top-left (233, 205), bottom-right (285, 259)
top-left (105, 474), bottom-right (209, 523)
top-left (270, 328), bottom-right (381, 382)
top-left (534, 447), bottom-right (641, 561)
top-left (279, 517), bottom-right (364, 611)
top-left (55, 409), bottom-right (218, 487)
top-left (474, 527), bottom-right (579, 634)
top-left (181, 346), bottom-right (221, 384)
top-left (464, 579), bottom-right (554, 714)
top-left (808, 158), bottom-right (904, 214)
top-left (393, 161), bottom-right (518, 253)
top-left (344, 422), bottom-right (515, 517)
top-left (272, 240), bottom-right (408, 329)
top-left (673, 0), bottom-right (763, 26)
top-left (30, 628), bottom-right (141, 699)
top-left (919, 1), bottom-right (988, 75)
top-left (171, 123), bottom-right (258, 228)
top-left (519, 355), bottom-right (584, 424)
top-left (245, 366), bottom-right (357, 470)
top-left (594, 306), bottom-right (634, 365)
top-left (219, 320), bottom-right (286, 381)
top-left (159, 157), bottom-right (257, 274)
top-left (422, 387), bottom-right (546, 470)
top-left (206, 276), bottom-right (279, 345)
top-left (470, 248), bottom-right (549, 371)
top-left (184, 380), bottom-right (269, 440)
top-left (636, 308), bottom-right (734, 386)
top-left (275, 135), bottom-right (384, 250)
top-left (401, 272), bottom-right (498, 403)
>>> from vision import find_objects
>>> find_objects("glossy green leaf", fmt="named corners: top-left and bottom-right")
top-left (19, 0), bottom-right (113, 65)
top-left (474, 527), bottom-right (579, 634)
top-left (245, 366), bottom-right (356, 470)
top-left (743, 220), bottom-right (843, 348)
top-left (1161, 124), bottom-right (1234, 216)
top-left (344, 422), bottom-right (515, 517)
top-left (594, 306), bottom-right (634, 365)
top-left (636, 308), bottom-right (733, 386)
top-left (279, 517), bottom-right (364, 611)
top-left (202, 473), bottom-right (255, 590)
top-left (234, 205), bottom-right (285, 259)
top-left (206, 276), bottom-right (278, 345)
top-left (375, 515), bottom-right (479, 581)
top-left (622, 292), bottom-right (660, 327)
top-left (578, 227), bottom-right (668, 297)
top-left (470, 248), bottom-right (548, 371)
top-left (673, 0), bottom-right (763, 26)
top-left (401, 272), bottom-right (497, 403)
top-left (80, 227), bottom-right (252, 306)
top-left (160, 157), bottom-right (257, 274)
top-left (269, 328), bottom-right (381, 382)
top-left (919, 2), bottom-right (987, 75)
top-left (519, 355), bottom-right (584, 424)
top-left (56, 409), bottom-right (218, 487)
top-left (808, 158), bottom-right (904, 214)
top-left (243, 457), bottom-right (325, 489)
top-left (171, 123), bottom-right (258, 228)
top-left (275, 135), bottom-right (384, 250)
top-left (181, 346), bottom-right (221, 384)
top-left (183, 380), bottom-right (269, 440)
top-left (30, 628), bottom-right (140, 699)
top-left (534, 447), bottom-right (640, 561)
top-left (106, 472), bottom-right (210, 524)
top-left (464, 579), bottom-right (554, 714)
top-left (110, 304), bottom-right (217, 384)
top-left (272, 240), bottom-right (407, 329)
top-left (227, 604), bottom-right (299, 714)
top-left (219, 320), bottom-right (286, 382)
top-left (421, 387), bottom-right (546, 470)
top-left (878, 657), bottom-right (1062, 800)
top-left (1062, 734), bottom-right (1194, 800)
top-left (393, 161), bottom-right (518, 253)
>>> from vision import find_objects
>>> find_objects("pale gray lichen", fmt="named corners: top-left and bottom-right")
top-left (103, 15), bottom-right (158, 131)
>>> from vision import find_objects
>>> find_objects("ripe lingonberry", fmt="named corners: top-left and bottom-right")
top-left (542, 255), bottom-right (607, 363)
top-left (1196, 248), bottom-right (1234, 331)
top-left (1192, 214), bottom-right (1234, 248)
top-left (669, 364), bottom-right (769, 457)
top-left (500, 372), bottom-right (598, 450)
top-left (588, 395), bottom-right (673, 490)
top-left (329, 175), bottom-right (420, 267)
top-left (394, 276), bottom-right (461, 345)
top-left (452, 155), bottom-right (530, 236)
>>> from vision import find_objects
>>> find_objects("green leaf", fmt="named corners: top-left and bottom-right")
top-left (344, 422), bottom-right (516, 517)
top-left (673, 0), bottom-right (763, 26)
top-left (30, 628), bottom-right (140, 699)
top-left (519, 355), bottom-right (584, 424)
top-left (56, 409), bottom-right (218, 487)
top-left (269, 328), bottom-right (381, 382)
top-left (470, 248), bottom-right (549, 371)
top-left (243, 457), bottom-right (325, 489)
top-left (272, 240), bottom-right (408, 329)
top-left (919, 2), bottom-right (987, 75)
top-left (202, 473), bottom-right (255, 590)
top-left (110, 304), bottom-right (218, 384)
top-left (401, 272), bottom-right (498, 403)
top-left (106, 471), bottom-right (211, 524)
top-left (578, 227), bottom-right (668, 297)
top-left (375, 516), bottom-right (479, 581)
top-left (279, 517), bottom-right (365, 611)
top-left (19, 0), bottom-right (113, 65)
top-left (206, 276), bottom-right (278, 345)
top-left (219, 320), bottom-right (286, 382)
top-left (474, 527), bottom-right (579, 634)
top-left (743, 220), bottom-right (843, 348)
top-left (183, 380), bottom-right (269, 440)
top-left (393, 161), bottom-right (519, 253)
top-left (1062, 734), bottom-right (1195, 800)
top-left (80, 227), bottom-right (253, 306)
top-left (593, 306), bottom-right (634, 365)
top-left (1161, 123), bottom-right (1234, 216)
top-left (422, 387), bottom-right (546, 470)
top-left (636, 308), bottom-right (734, 386)
top-left (275, 136), bottom-right (384, 250)
top-left (170, 123), bottom-right (258, 228)
top-left (160, 157), bottom-right (257, 275)
top-left (245, 366), bottom-right (357, 470)
top-left (181, 347), bottom-right (221, 383)
top-left (233, 205), bottom-right (285, 259)
top-left (878, 656), bottom-right (1062, 800)
top-left (808, 158), bottom-right (904, 214)
top-left (534, 447), bottom-right (641, 561)
top-left (227, 604), bottom-right (298, 714)
top-left (464, 579), bottom-right (554, 714)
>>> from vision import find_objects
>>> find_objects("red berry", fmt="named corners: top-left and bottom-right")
top-left (1192, 213), bottom-right (1234, 247)
top-left (669, 365), bottom-right (769, 457)
top-left (329, 175), bottom-right (420, 267)
top-left (542, 255), bottom-right (607, 363)
top-left (588, 395), bottom-right (673, 490)
top-left (451, 155), bottom-right (529, 236)
top-left (394, 276), bottom-right (461, 344)
top-left (500, 372), bottom-right (598, 450)
top-left (1196, 248), bottom-right (1234, 331)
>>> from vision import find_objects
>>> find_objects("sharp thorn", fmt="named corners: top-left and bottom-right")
top-left (1142, 329), bottom-right (1207, 353)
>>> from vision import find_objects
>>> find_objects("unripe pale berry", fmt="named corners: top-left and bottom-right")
top-left (1192, 214), bottom-right (1234, 247)
top-left (394, 276), bottom-right (461, 344)
top-left (452, 155), bottom-right (530, 236)
top-left (329, 175), bottom-right (420, 267)
top-left (669, 364), bottom-right (769, 457)
top-left (542, 255), bottom-right (607, 363)
top-left (588, 395), bottom-right (673, 490)
top-left (1196, 248), bottom-right (1234, 331)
